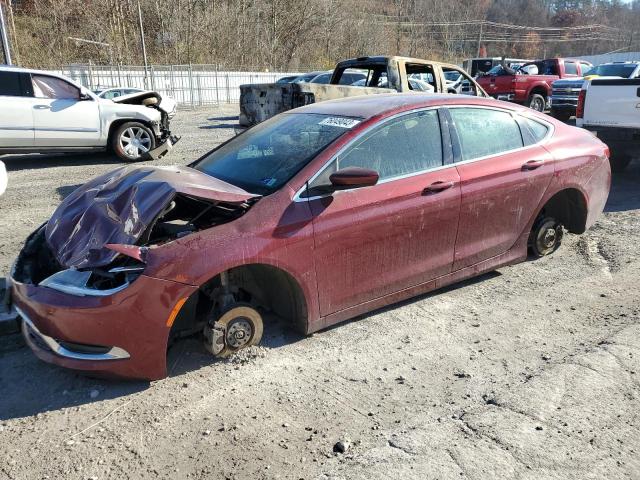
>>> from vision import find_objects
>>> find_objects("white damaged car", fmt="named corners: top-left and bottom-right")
top-left (0, 66), bottom-right (178, 161)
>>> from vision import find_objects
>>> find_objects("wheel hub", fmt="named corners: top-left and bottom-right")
top-left (225, 318), bottom-right (253, 349)
top-left (542, 228), bottom-right (556, 248)
top-left (120, 127), bottom-right (151, 158)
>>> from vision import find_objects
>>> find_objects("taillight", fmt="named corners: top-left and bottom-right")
top-left (576, 89), bottom-right (586, 118)
top-left (604, 146), bottom-right (610, 158)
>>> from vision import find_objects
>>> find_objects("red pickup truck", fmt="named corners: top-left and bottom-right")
top-left (476, 58), bottom-right (592, 111)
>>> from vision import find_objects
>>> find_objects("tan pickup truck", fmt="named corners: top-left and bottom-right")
top-left (239, 56), bottom-right (488, 126)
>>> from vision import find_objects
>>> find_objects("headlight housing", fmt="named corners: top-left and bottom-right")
top-left (39, 264), bottom-right (144, 297)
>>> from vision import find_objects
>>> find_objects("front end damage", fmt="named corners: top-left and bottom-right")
top-left (10, 165), bottom-right (259, 380)
top-left (111, 91), bottom-right (180, 160)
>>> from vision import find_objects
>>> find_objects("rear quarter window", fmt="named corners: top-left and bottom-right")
top-left (522, 117), bottom-right (549, 142)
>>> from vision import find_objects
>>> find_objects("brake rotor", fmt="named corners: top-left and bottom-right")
top-left (533, 218), bottom-right (563, 256)
top-left (204, 304), bottom-right (264, 358)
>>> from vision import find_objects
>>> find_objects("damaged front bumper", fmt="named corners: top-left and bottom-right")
top-left (149, 134), bottom-right (181, 161)
top-left (19, 305), bottom-right (130, 361)
top-left (11, 273), bottom-right (197, 381)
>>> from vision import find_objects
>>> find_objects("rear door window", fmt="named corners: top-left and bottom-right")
top-left (449, 108), bottom-right (524, 160)
top-left (0, 71), bottom-right (25, 96)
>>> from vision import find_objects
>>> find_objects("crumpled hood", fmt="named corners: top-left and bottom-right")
top-left (111, 90), bottom-right (177, 115)
top-left (45, 165), bottom-right (256, 269)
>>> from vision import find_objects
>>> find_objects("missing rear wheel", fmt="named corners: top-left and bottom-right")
top-left (529, 217), bottom-right (563, 257)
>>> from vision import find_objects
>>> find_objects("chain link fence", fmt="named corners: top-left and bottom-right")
top-left (56, 64), bottom-right (323, 108)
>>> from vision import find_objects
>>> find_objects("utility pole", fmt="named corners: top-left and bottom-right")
top-left (0, 0), bottom-right (12, 65)
top-left (476, 22), bottom-right (483, 58)
top-left (137, 0), bottom-right (149, 88)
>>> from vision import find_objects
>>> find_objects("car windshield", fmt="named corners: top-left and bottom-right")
top-left (584, 64), bottom-right (638, 78)
top-left (193, 113), bottom-right (361, 195)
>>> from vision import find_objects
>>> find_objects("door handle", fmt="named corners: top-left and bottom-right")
top-left (34, 105), bottom-right (51, 110)
top-left (424, 180), bottom-right (455, 194)
top-left (522, 159), bottom-right (545, 170)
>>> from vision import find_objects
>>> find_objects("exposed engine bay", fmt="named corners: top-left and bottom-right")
top-left (12, 165), bottom-right (258, 296)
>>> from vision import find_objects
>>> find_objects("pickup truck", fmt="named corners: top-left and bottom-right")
top-left (239, 56), bottom-right (487, 126)
top-left (550, 61), bottom-right (640, 121)
top-left (476, 58), bottom-right (591, 112)
top-left (576, 77), bottom-right (640, 172)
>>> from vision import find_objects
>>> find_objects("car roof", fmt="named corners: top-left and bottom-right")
top-left (288, 93), bottom-right (524, 120)
top-left (0, 64), bottom-right (86, 90)
top-left (0, 64), bottom-right (63, 76)
top-left (298, 71), bottom-right (327, 77)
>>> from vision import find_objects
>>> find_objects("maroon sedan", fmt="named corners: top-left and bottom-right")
top-left (10, 94), bottom-right (610, 380)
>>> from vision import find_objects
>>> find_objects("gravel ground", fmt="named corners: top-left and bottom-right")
top-left (0, 106), bottom-right (639, 480)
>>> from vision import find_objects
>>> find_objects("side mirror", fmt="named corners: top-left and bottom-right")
top-left (79, 87), bottom-right (92, 101)
top-left (328, 167), bottom-right (379, 191)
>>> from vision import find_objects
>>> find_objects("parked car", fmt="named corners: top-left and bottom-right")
top-left (0, 66), bottom-right (178, 161)
top-left (0, 160), bottom-right (6, 196)
top-left (288, 71), bottom-right (330, 83)
top-left (275, 75), bottom-right (300, 84)
top-left (310, 70), bottom-right (367, 85)
top-left (94, 87), bottom-right (144, 99)
top-left (95, 87), bottom-right (177, 118)
top-left (476, 58), bottom-right (592, 111)
top-left (11, 94), bottom-right (610, 380)
top-left (576, 77), bottom-right (640, 172)
top-left (551, 61), bottom-right (640, 121)
top-left (239, 56), bottom-right (487, 126)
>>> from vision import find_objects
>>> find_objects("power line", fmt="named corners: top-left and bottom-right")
top-left (358, 16), bottom-right (622, 44)
top-left (363, 16), bottom-right (619, 33)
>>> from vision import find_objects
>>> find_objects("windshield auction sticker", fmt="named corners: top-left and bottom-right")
top-left (319, 117), bottom-right (361, 129)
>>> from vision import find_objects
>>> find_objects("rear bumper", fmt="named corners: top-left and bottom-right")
top-left (550, 102), bottom-right (577, 112)
top-left (11, 274), bottom-right (197, 381)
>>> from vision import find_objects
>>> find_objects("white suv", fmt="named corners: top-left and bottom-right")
top-left (0, 66), bottom-right (178, 161)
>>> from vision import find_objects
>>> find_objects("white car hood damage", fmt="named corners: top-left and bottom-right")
top-left (111, 91), bottom-right (177, 116)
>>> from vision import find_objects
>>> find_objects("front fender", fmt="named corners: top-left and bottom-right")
top-left (100, 103), bottom-right (162, 141)
top-left (141, 190), bottom-right (322, 331)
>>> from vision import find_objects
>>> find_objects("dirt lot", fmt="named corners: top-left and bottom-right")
top-left (1, 106), bottom-right (639, 480)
